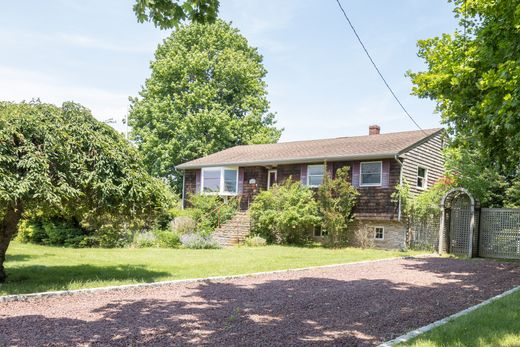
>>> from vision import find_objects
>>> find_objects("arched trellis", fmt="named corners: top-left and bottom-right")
top-left (439, 188), bottom-right (480, 257)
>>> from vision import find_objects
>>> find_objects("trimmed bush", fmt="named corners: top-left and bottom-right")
top-left (244, 235), bottom-right (267, 247)
top-left (180, 233), bottom-right (221, 249)
top-left (250, 178), bottom-right (321, 245)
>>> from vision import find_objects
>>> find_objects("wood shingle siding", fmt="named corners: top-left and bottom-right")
top-left (353, 159), bottom-right (401, 220)
top-left (401, 132), bottom-right (445, 196)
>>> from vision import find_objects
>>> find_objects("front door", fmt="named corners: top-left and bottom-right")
top-left (267, 169), bottom-right (277, 189)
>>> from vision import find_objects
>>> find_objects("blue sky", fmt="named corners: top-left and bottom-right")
top-left (0, 1), bottom-right (458, 141)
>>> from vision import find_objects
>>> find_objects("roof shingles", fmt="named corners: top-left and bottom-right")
top-left (176, 128), bottom-right (441, 169)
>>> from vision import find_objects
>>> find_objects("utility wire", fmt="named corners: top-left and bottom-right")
top-left (335, 0), bottom-right (426, 133)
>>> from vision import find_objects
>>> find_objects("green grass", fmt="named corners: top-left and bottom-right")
top-left (1, 241), bottom-right (424, 296)
top-left (400, 289), bottom-right (520, 347)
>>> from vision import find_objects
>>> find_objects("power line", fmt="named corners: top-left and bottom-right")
top-left (334, 0), bottom-right (426, 133)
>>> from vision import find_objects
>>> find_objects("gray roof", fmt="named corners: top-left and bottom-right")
top-left (177, 128), bottom-right (442, 169)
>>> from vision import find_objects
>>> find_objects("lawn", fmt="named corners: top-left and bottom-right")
top-left (1, 241), bottom-right (424, 296)
top-left (399, 289), bottom-right (520, 347)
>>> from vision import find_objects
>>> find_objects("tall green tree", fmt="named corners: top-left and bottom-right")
top-left (133, 0), bottom-right (219, 29)
top-left (408, 0), bottom-right (520, 206)
top-left (0, 101), bottom-right (173, 282)
top-left (129, 20), bottom-right (282, 192)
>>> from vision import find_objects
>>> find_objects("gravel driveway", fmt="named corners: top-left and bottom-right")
top-left (1, 256), bottom-right (519, 346)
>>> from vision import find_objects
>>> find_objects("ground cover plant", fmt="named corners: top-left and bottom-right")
top-left (0, 241), bottom-right (423, 295)
top-left (400, 288), bottom-right (520, 347)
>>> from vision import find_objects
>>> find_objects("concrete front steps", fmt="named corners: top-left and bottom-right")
top-left (212, 211), bottom-right (251, 247)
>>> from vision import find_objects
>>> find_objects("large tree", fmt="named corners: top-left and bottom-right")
top-left (408, 0), bottom-right (520, 205)
top-left (133, 0), bottom-right (219, 29)
top-left (0, 101), bottom-right (173, 282)
top-left (129, 20), bottom-right (282, 192)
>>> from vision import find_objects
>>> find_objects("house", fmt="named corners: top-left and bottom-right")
top-left (176, 125), bottom-right (444, 249)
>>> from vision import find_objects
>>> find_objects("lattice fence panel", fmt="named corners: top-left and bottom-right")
top-left (409, 215), bottom-right (440, 251)
top-left (479, 208), bottom-right (520, 259)
top-left (449, 195), bottom-right (472, 256)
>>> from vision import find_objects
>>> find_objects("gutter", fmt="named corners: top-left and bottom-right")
top-left (394, 154), bottom-right (404, 222)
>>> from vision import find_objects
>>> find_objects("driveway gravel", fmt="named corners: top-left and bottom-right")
top-left (1, 256), bottom-right (519, 346)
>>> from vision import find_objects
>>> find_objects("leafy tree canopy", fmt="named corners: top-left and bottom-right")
top-left (0, 101), bottom-right (174, 282)
top-left (408, 0), bottom-right (520, 205)
top-left (133, 0), bottom-right (219, 29)
top-left (129, 20), bottom-right (282, 192)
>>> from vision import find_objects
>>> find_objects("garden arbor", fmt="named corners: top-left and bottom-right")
top-left (439, 188), bottom-right (479, 257)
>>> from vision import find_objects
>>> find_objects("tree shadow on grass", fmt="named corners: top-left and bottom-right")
top-left (1, 258), bottom-right (520, 346)
top-left (4, 254), bottom-right (40, 262)
top-left (1, 264), bottom-right (170, 295)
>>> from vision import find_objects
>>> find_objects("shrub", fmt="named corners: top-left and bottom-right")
top-left (352, 224), bottom-right (374, 249)
top-left (154, 230), bottom-right (181, 248)
top-left (250, 178), bottom-right (321, 245)
top-left (170, 216), bottom-right (196, 234)
top-left (16, 217), bottom-right (88, 248)
top-left (317, 165), bottom-right (359, 247)
top-left (133, 231), bottom-right (157, 248)
top-left (132, 229), bottom-right (181, 248)
top-left (16, 219), bottom-right (46, 244)
top-left (93, 224), bottom-right (131, 248)
top-left (244, 235), bottom-right (267, 247)
top-left (180, 233), bottom-right (221, 249)
top-left (187, 194), bottom-right (239, 235)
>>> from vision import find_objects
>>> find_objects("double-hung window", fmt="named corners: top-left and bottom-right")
top-left (201, 167), bottom-right (238, 195)
top-left (360, 161), bottom-right (382, 186)
top-left (307, 164), bottom-right (324, 187)
top-left (417, 166), bottom-right (427, 190)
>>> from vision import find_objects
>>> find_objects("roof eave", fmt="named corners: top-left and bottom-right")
top-left (176, 152), bottom-right (399, 170)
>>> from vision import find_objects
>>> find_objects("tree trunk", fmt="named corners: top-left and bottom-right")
top-left (0, 203), bottom-right (23, 283)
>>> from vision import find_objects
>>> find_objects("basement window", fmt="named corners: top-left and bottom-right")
top-left (314, 225), bottom-right (328, 237)
top-left (374, 227), bottom-right (384, 240)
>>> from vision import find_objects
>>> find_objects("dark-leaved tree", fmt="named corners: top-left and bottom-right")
top-left (133, 0), bottom-right (219, 29)
top-left (0, 101), bottom-right (173, 282)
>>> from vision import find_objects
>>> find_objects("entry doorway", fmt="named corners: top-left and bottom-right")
top-left (267, 169), bottom-right (277, 189)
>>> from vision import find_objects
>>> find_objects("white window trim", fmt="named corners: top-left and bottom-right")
top-left (416, 166), bottom-right (428, 190)
top-left (267, 169), bottom-right (277, 190)
top-left (201, 167), bottom-right (239, 196)
top-left (374, 226), bottom-right (385, 240)
top-left (360, 161), bottom-right (383, 187)
top-left (307, 164), bottom-right (325, 187)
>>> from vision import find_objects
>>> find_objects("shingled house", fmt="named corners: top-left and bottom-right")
top-left (177, 126), bottom-right (444, 249)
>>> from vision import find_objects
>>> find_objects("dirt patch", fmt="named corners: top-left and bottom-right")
top-left (1, 257), bottom-right (519, 346)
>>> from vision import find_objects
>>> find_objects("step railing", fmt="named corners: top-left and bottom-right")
top-left (210, 196), bottom-right (242, 229)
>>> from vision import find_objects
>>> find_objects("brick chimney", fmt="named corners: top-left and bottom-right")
top-left (369, 125), bottom-right (381, 135)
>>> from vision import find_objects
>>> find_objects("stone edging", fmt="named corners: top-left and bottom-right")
top-left (378, 284), bottom-right (520, 347)
top-left (0, 253), bottom-right (435, 303)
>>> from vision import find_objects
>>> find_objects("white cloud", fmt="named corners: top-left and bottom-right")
top-left (0, 30), bottom-right (158, 54)
top-left (0, 65), bottom-right (129, 133)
